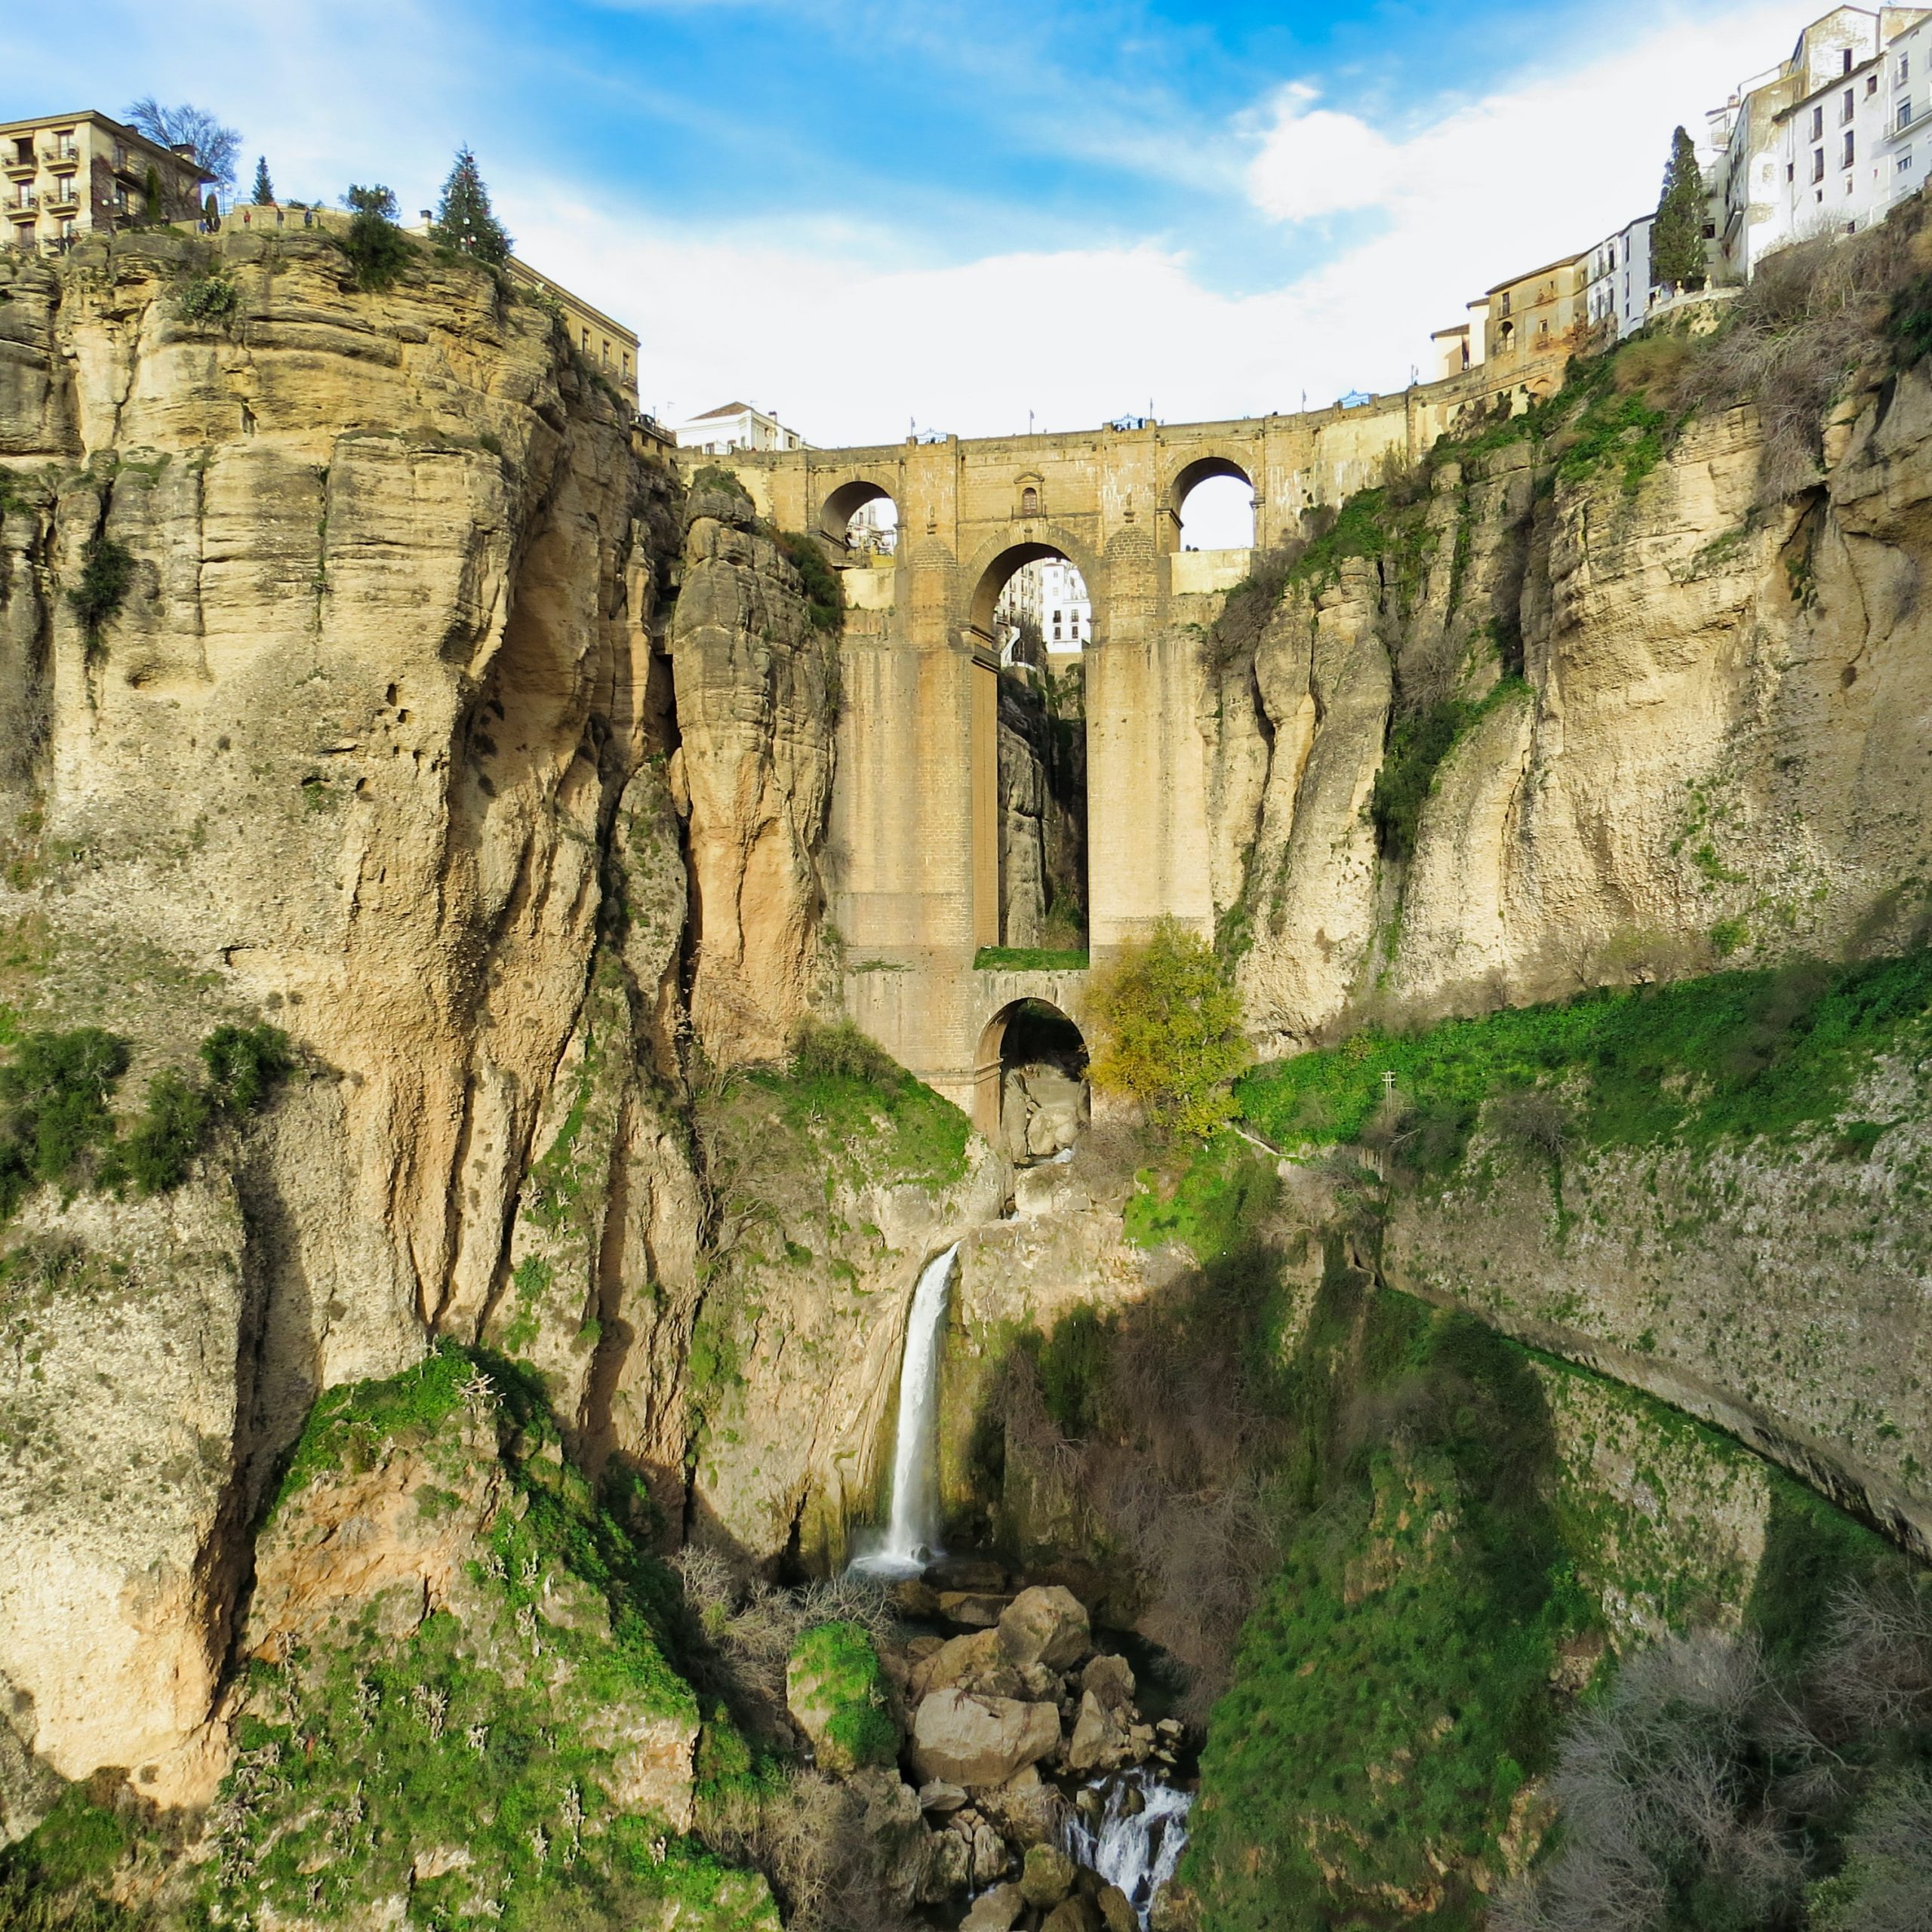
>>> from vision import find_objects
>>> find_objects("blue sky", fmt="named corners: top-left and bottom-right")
top-left (23, 0), bottom-right (1808, 443)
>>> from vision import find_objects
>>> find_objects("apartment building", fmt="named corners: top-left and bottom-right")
top-left (1481, 254), bottom-right (1589, 385)
top-left (1707, 7), bottom-right (1930, 279)
top-left (674, 401), bottom-right (807, 454)
top-left (1585, 214), bottom-right (1657, 341)
top-left (1, 110), bottom-right (212, 252)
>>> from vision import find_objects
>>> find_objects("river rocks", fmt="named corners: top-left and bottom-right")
top-left (918, 1779), bottom-right (968, 1813)
top-left (940, 1589), bottom-right (1011, 1627)
top-left (913, 1628), bottom-right (1023, 1701)
top-left (961, 1881), bottom-right (1024, 1932)
top-left (924, 1829), bottom-right (972, 1899)
top-left (1067, 1689), bottom-right (1137, 1774)
top-left (1004, 1063), bottom-right (1088, 1161)
top-left (1044, 1900), bottom-right (1102, 1932)
top-left (1097, 1884), bottom-right (1139, 1932)
top-left (910, 1688), bottom-right (1061, 1787)
top-left (971, 1817), bottom-right (1012, 1886)
top-left (848, 1766), bottom-right (936, 1909)
top-left (998, 1584), bottom-right (1091, 1671)
top-left (1021, 1841), bottom-right (1078, 1908)
top-left (977, 1762), bottom-right (1068, 1847)
top-left (1081, 1651), bottom-right (1135, 1709)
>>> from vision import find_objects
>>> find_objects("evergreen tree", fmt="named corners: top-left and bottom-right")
top-left (251, 156), bottom-right (275, 205)
top-left (432, 146), bottom-right (511, 266)
top-left (1653, 125), bottom-right (1709, 292)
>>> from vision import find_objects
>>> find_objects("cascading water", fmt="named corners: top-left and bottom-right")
top-left (849, 1241), bottom-right (960, 1577)
top-left (1064, 1770), bottom-right (1195, 1930)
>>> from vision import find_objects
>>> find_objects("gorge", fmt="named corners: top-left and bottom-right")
top-left (1, 204), bottom-right (1930, 1932)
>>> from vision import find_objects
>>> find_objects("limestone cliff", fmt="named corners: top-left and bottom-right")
top-left (1209, 365), bottom-right (1932, 1054)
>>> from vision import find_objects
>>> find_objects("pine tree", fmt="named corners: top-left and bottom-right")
top-left (432, 147), bottom-right (511, 267)
top-left (1653, 125), bottom-right (1709, 293)
top-left (252, 156), bottom-right (275, 205)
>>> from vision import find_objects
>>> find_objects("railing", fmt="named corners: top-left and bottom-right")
top-left (43, 189), bottom-right (78, 213)
top-left (9, 190), bottom-right (36, 212)
top-left (41, 145), bottom-right (78, 166)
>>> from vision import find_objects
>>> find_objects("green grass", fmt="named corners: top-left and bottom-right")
top-left (1238, 946), bottom-right (1932, 1167)
top-left (1122, 1134), bottom-right (1280, 1265)
top-left (207, 1352), bottom-right (756, 1932)
top-left (973, 946), bottom-right (1090, 971)
top-left (0, 1783), bottom-right (147, 1932)
top-left (789, 1622), bottom-right (897, 1770)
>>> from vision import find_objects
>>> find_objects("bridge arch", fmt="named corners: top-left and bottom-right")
top-left (1168, 454), bottom-right (1257, 550)
top-left (817, 476), bottom-right (900, 552)
top-left (974, 998), bottom-right (1088, 1153)
top-left (964, 528), bottom-right (1103, 640)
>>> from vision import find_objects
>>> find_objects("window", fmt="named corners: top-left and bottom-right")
top-left (1842, 87), bottom-right (1856, 124)
top-left (1814, 146), bottom-right (1827, 180)
top-left (1844, 130), bottom-right (1857, 167)
top-left (1901, 100), bottom-right (1915, 130)
top-left (1844, 47), bottom-right (1854, 75)
top-left (1868, 74), bottom-right (1879, 96)
top-left (1812, 105), bottom-right (1826, 139)
top-left (1900, 53), bottom-right (1911, 82)
top-left (1900, 149), bottom-right (1915, 171)
top-left (1788, 160), bottom-right (1797, 181)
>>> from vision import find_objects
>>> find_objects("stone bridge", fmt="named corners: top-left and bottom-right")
top-left (726, 370), bottom-right (1498, 1127)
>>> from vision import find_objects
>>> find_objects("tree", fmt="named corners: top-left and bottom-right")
top-left (339, 184), bottom-right (412, 291)
top-left (431, 146), bottom-right (511, 266)
top-left (122, 98), bottom-right (239, 192)
top-left (1089, 918), bottom-right (1250, 1140)
top-left (251, 156), bottom-right (275, 205)
top-left (1653, 125), bottom-right (1709, 293)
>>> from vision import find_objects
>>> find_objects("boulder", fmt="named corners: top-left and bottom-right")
top-left (976, 1762), bottom-right (1068, 1848)
top-left (940, 1590), bottom-right (1010, 1628)
top-left (922, 1829), bottom-right (972, 1901)
top-left (912, 1628), bottom-right (1022, 1702)
top-left (917, 1780), bottom-right (968, 1814)
top-left (971, 1820), bottom-right (1011, 1887)
top-left (1066, 1690), bottom-right (1134, 1775)
top-left (891, 1579), bottom-right (943, 1619)
top-left (1097, 1884), bottom-right (1139, 1932)
top-left (1021, 1841), bottom-right (1078, 1909)
top-left (998, 1586), bottom-right (1091, 1672)
top-left (848, 1767), bottom-right (934, 1909)
top-left (929, 1556), bottom-right (1006, 1592)
top-left (1044, 1900), bottom-right (1102, 1932)
top-left (911, 1689), bottom-right (1061, 1788)
top-left (1081, 1652), bottom-right (1135, 1712)
top-left (961, 1882), bottom-right (1024, 1932)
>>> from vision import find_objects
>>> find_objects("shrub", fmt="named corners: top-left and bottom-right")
top-left (1090, 918), bottom-right (1248, 1140)
top-left (1371, 699), bottom-right (1470, 864)
top-left (202, 1022), bottom-right (293, 1111)
top-left (337, 183), bottom-right (414, 291)
top-left (776, 532), bottom-right (845, 636)
top-left (788, 1017), bottom-right (897, 1088)
top-left (173, 274), bottom-right (238, 325)
top-left (112, 1069), bottom-right (214, 1195)
top-left (1201, 544), bottom-right (1301, 675)
top-left (66, 537), bottom-right (136, 639)
top-left (0, 1028), bottom-right (130, 1214)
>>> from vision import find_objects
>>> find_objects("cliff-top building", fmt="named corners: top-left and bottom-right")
top-left (1, 109), bottom-right (213, 254)
top-left (674, 401), bottom-right (808, 455)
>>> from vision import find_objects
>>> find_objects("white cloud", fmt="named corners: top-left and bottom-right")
top-left (514, 1), bottom-right (1807, 445)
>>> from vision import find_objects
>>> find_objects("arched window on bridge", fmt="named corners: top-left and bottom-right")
top-left (1173, 458), bottom-right (1256, 552)
top-left (817, 479), bottom-right (898, 561)
top-left (975, 543), bottom-right (1090, 958)
top-left (979, 998), bottom-right (1088, 1162)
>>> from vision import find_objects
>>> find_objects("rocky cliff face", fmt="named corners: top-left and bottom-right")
top-left (1209, 368), bottom-right (1932, 1054)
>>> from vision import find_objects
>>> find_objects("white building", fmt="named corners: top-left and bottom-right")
top-left (993, 556), bottom-right (1092, 657)
top-left (673, 401), bottom-right (807, 455)
top-left (1585, 214), bottom-right (1657, 340)
top-left (1708, 7), bottom-right (1931, 282)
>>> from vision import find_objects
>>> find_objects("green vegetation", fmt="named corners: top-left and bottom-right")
top-left (65, 537), bottom-right (136, 641)
top-left (1190, 1302), bottom-right (1583, 1930)
top-left (1122, 1133), bottom-right (1279, 1264)
top-left (745, 1018), bottom-right (969, 1190)
top-left (1090, 918), bottom-right (1248, 1140)
top-left (0, 1782), bottom-right (146, 1931)
top-left (208, 1352), bottom-right (774, 1932)
top-left (788, 1623), bottom-right (896, 1771)
top-left (776, 532), bottom-right (845, 635)
top-left (431, 145), bottom-right (512, 266)
top-left (172, 274), bottom-right (238, 325)
top-left (971, 945), bottom-right (1089, 972)
top-left (691, 465), bottom-right (752, 502)
top-left (1369, 678), bottom-right (1529, 864)
top-left (337, 183), bottom-right (414, 291)
top-left (1238, 946), bottom-right (1932, 1168)
top-left (0, 1021), bottom-right (290, 1220)
top-left (1651, 125), bottom-right (1709, 292)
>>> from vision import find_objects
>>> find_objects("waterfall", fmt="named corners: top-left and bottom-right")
top-left (850, 1241), bottom-right (959, 1577)
top-left (1064, 1770), bottom-right (1195, 1930)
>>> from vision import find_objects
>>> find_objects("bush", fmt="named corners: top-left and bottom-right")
top-left (173, 274), bottom-right (238, 324)
top-left (65, 537), bottom-right (136, 639)
top-left (202, 1022), bottom-right (293, 1111)
top-left (1370, 699), bottom-right (1470, 863)
top-left (777, 532), bottom-right (845, 636)
top-left (0, 1028), bottom-right (130, 1215)
top-left (1091, 918), bottom-right (1248, 1141)
top-left (788, 1017), bottom-right (897, 1089)
top-left (337, 183), bottom-right (414, 291)
top-left (112, 1069), bottom-right (214, 1195)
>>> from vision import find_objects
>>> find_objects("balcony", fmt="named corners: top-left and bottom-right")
top-left (42, 187), bottom-right (78, 215)
top-left (41, 145), bottom-right (79, 171)
top-left (3, 152), bottom-right (36, 179)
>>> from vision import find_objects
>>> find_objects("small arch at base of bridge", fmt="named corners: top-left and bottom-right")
top-left (974, 998), bottom-right (1088, 1161)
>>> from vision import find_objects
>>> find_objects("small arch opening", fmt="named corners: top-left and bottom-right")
top-left (981, 998), bottom-right (1088, 1164)
top-left (818, 478), bottom-right (899, 561)
top-left (1173, 457), bottom-right (1255, 551)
